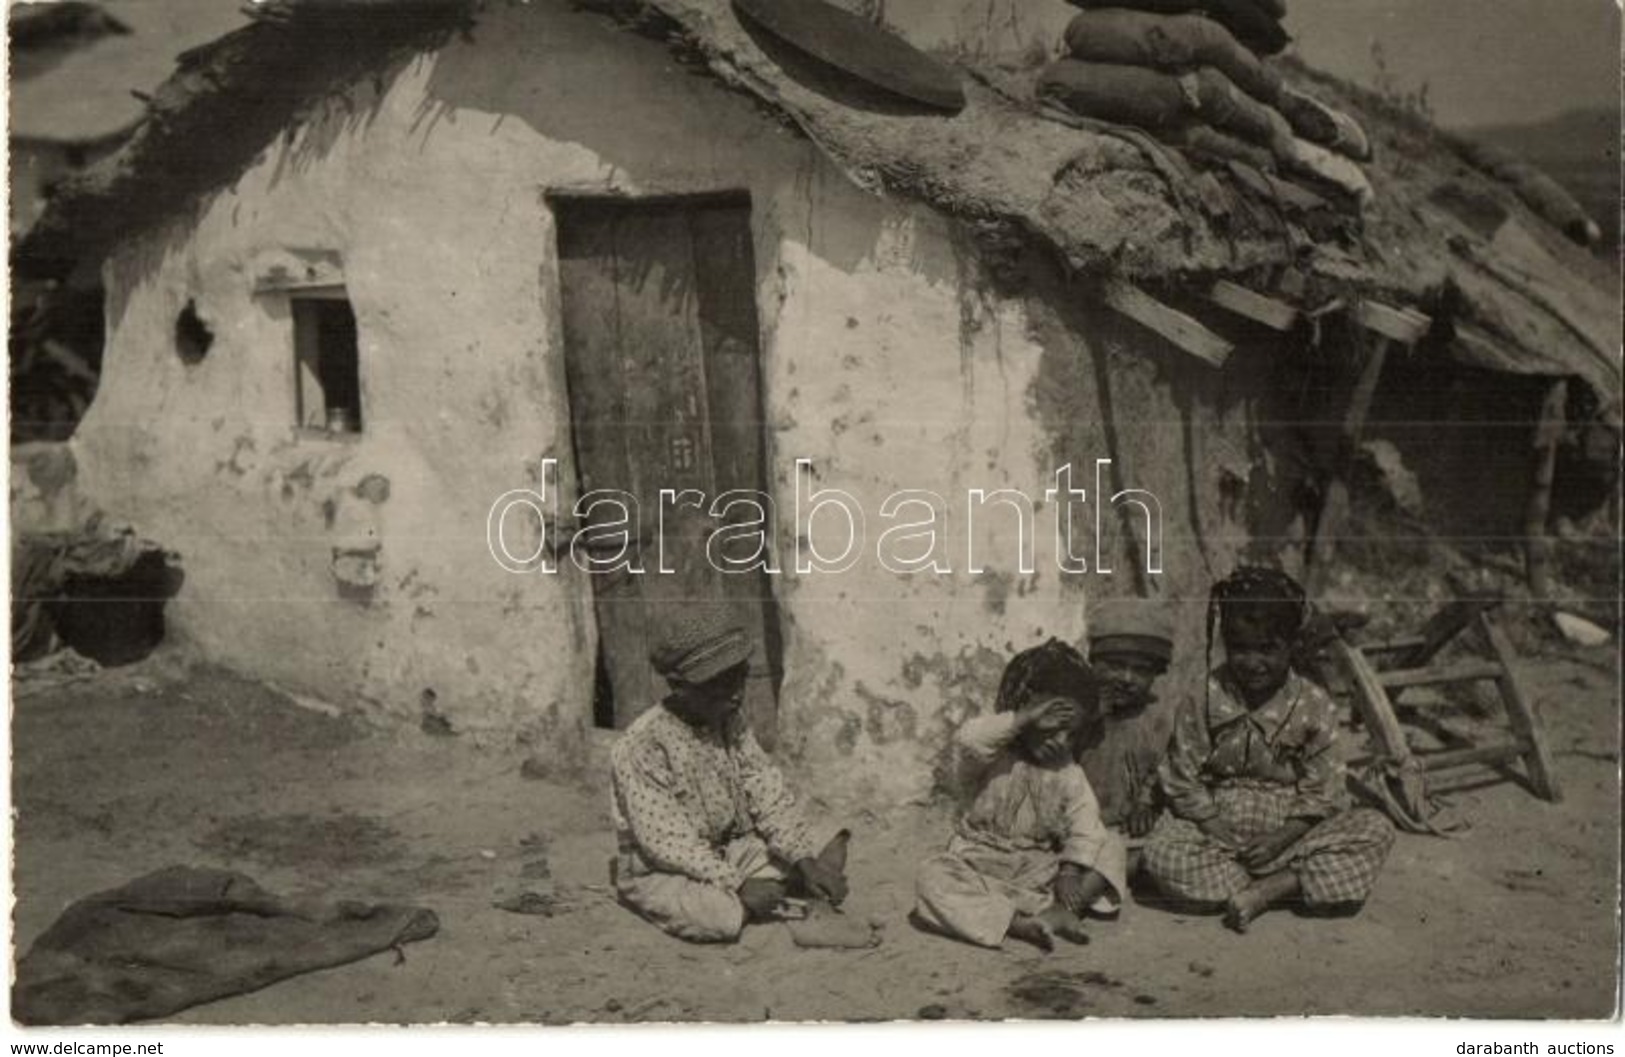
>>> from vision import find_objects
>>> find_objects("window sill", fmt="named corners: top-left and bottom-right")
top-left (294, 427), bottom-right (364, 444)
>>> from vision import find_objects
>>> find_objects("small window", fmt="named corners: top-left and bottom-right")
top-left (292, 291), bottom-right (362, 434)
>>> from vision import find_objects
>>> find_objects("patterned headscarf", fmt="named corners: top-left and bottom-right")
top-left (1204, 565), bottom-right (1309, 681)
top-left (994, 637), bottom-right (1093, 714)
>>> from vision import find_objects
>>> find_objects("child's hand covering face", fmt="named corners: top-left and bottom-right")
top-left (1018, 696), bottom-right (1081, 767)
top-left (1028, 696), bottom-right (1079, 733)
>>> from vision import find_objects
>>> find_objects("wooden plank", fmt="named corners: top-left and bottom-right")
top-left (291, 299), bottom-right (325, 429)
top-left (1524, 379), bottom-right (1567, 600)
top-left (1479, 611), bottom-right (1563, 802)
top-left (1418, 740), bottom-right (1529, 773)
top-left (1386, 598), bottom-right (1496, 669)
top-left (1306, 327), bottom-right (1394, 594)
top-left (1353, 299), bottom-right (1432, 345)
top-left (1101, 280), bottom-right (1233, 367)
top-left (556, 208), bottom-right (659, 730)
top-left (1378, 660), bottom-right (1507, 691)
top-left (1360, 635), bottom-right (1428, 657)
top-left (1335, 639), bottom-right (1415, 768)
top-left (689, 204), bottom-right (782, 748)
top-left (610, 208), bottom-right (723, 727)
top-left (1208, 279), bottom-right (1300, 331)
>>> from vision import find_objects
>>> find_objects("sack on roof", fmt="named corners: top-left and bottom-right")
top-left (1453, 139), bottom-right (1601, 245)
top-left (1064, 8), bottom-right (1282, 105)
top-left (1039, 59), bottom-right (1193, 131)
top-left (1280, 137), bottom-right (1375, 205)
top-left (1039, 60), bottom-right (1294, 161)
top-left (1189, 65), bottom-right (1294, 157)
top-left (1172, 124), bottom-right (1277, 172)
top-left (1067, 0), bottom-right (1290, 56)
top-left (1277, 86), bottom-right (1373, 161)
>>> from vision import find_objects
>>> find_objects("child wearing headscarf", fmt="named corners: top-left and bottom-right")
top-left (914, 639), bottom-right (1127, 952)
top-left (1143, 567), bottom-right (1396, 931)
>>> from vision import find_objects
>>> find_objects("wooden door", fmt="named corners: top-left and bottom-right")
top-left (555, 196), bottom-right (782, 743)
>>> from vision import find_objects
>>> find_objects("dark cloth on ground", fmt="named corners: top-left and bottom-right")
top-left (1063, 8), bottom-right (1281, 105)
top-left (12, 866), bottom-right (439, 1025)
top-left (1067, 0), bottom-right (1289, 56)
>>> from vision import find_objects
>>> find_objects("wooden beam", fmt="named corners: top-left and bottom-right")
top-left (1479, 611), bottom-right (1563, 802)
top-left (1353, 299), bottom-right (1431, 345)
top-left (1101, 280), bottom-right (1233, 368)
top-left (1418, 740), bottom-right (1530, 773)
top-left (1360, 635), bottom-right (1429, 657)
top-left (1335, 640), bottom-right (1415, 768)
top-left (1208, 279), bottom-right (1300, 332)
top-left (1306, 325), bottom-right (1395, 594)
top-left (1524, 379), bottom-right (1567, 600)
top-left (1379, 660), bottom-right (1508, 691)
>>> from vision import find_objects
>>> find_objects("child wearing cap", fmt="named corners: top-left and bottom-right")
top-left (913, 639), bottom-right (1127, 952)
top-left (1143, 567), bottom-right (1396, 931)
top-left (1076, 597), bottom-right (1178, 845)
top-left (610, 605), bottom-right (849, 943)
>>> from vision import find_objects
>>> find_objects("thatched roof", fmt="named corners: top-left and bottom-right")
top-left (7, 0), bottom-right (251, 144)
top-left (22, 0), bottom-right (1621, 410)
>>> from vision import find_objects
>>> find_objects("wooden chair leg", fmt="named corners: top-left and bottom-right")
top-left (1335, 640), bottom-right (1414, 769)
top-left (1478, 612), bottom-right (1563, 802)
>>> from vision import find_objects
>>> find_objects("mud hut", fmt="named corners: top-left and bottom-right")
top-left (16, 0), bottom-right (1619, 805)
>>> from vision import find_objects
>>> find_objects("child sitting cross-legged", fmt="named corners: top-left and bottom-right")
top-left (1143, 567), bottom-right (1397, 932)
top-left (914, 639), bottom-right (1127, 952)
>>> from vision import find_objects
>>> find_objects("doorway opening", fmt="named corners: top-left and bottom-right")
top-left (553, 193), bottom-right (785, 744)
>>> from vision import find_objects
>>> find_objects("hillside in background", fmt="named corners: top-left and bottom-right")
top-left (1467, 106), bottom-right (1621, 256)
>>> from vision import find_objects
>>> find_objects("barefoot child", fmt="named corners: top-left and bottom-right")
top-left (915, 640), bottom-right (1127, 952)
top-left (1143, 568), bottom-right (1396, 931)
top-left (611, 607), bottom-right (850, 943)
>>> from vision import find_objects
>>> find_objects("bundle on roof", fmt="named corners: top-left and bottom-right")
top-left (1061, 8), bottom-right (1282, 104)
top-left (1445, 134), bottom-right (1603, 247)
top-left (1042, 0), bottom-right (1375, 213)
top-left (19, 0), bottom-right (1620, 416)
top-left (1038, 59), bottom-right (1373, 206)
top-left (1068, 0), bottom-right (1289, 55)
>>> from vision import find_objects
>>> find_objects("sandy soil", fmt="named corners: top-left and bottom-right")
top-left (8, 643), bottom-right (1621, 1024)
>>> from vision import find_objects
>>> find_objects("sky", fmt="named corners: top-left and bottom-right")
top-left (1287, 0), bottom-right (1623, 128)
top-left (885, 0), bottom-right (1621, 130)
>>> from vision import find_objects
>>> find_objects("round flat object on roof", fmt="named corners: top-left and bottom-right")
top-left (733, 0), bottom-right (966, 113)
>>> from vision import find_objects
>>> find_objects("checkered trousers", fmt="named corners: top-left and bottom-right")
top-left (1143, 783), bottom-right (1396, 906)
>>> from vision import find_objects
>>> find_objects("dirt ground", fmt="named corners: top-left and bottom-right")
top-left (8, 642), bottom-right (1621, 1024)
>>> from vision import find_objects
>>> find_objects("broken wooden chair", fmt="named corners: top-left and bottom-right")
top-left (1330, 599), bottom-right (1562, 831)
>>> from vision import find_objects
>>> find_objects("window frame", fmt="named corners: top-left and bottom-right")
top-left (287, 285), bottom-right (363, 438)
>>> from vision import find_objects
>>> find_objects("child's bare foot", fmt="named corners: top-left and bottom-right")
top-left (1038, 904), bottom-right (1091, 945)
top-left (1223, 890), bottom-right (1268, 933)
top-left (1224, 870), bottom-right (1300, 933)
top-left (1007, 912), bottom-right (1055, 953)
